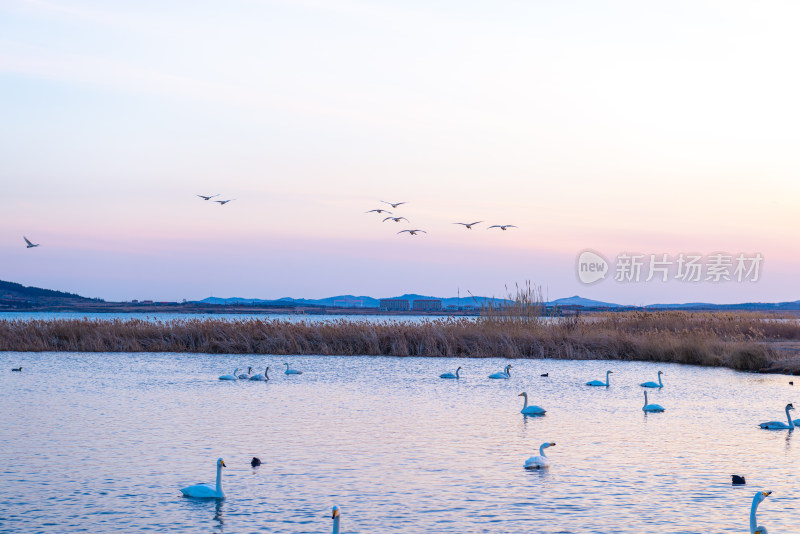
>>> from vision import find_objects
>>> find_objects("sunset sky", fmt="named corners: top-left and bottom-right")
top-left (3, 0), bottom-right (799, 304)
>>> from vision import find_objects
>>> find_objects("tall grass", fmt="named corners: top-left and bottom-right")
top-left (474, 281), bottom-right (553, 326)
top-left (0, 311), bottom-right (798, 372)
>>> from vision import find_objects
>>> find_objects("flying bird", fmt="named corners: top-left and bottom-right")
top-left (398, 229), bottom-right (426, 236)
top-left (382, 201), bottom-right (407, 208)
top-left (487, 225), bottom-right (517, 231)
top-left (366, 209), bottom-right (392, 214)
top-left (23, 237), bottom-right (39, 248)
top-left (196, 194), bottom-right (219, 200)
top-left (453, 221), bottom-right (482, 229)
top-left (383, 217), bottom-right (408, 223)
top-left (214, 199), bottom-right (236, 205)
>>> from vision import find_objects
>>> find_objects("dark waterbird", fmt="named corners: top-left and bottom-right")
top-left (540, 373), bottom-right (549, 377)
top-left (11, 367), bottom-right (22, 372)
top-left (732, 475), bottom-right (746, 485)
top-left (251, 457), bottom-right (262, 467)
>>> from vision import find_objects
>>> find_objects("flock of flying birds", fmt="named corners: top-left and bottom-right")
top-left (196, 193), bottom-right (235, 205)
top-left (20, 196), bottom-right (516, 249)
top-left (366, 200), bottom-right (517, 237)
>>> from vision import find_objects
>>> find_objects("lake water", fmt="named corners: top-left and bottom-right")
top-left (0, 312), bottom-right (448, 323)
top-left (1, 353), bottom-right (797, 533)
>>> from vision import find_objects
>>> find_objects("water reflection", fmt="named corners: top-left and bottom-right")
top-left (0, 353), bottom-right (798, 532)
top-left (214, 499), bottom-right (224, 530)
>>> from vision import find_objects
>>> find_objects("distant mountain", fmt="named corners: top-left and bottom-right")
top-left (199, 297), bottom-right (300, 307)
top-left (197, 293), bottom-right (800, 311)
top-left (0, 280), bottom-right (100, 306)
top-left (645, 300), bottom-right (800, 311)
top-left (549, 295), bottom-right (621, 308)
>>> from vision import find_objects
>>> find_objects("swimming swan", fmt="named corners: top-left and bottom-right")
top-left (284, 363), bottom-right (303, 375)
top-left (440, 367), bottom-right (461, 379)
top-left (642, 390), bottom-right (665, 412)
top-left (759, 403), bottom-right (794, 430)
top-left (524, 442), bottom-right (555, 469)
top-left (750, 490), bottom-right (772, 534)
top-left (331, 505), bottom-right (341, 534)
top-left (238, 367), bottom-right (252, 379)
top-left (489, 365), bottom-right (512, 379)
top-left (250, 367), bottom-right (270, 381)
top-left (640, 370), bottom-right (664, 388)
top-left (219, 368), bottom-right (239, 380)
top-left (180, 458), bottom-right (226, 499)
top-left (586, 370), bottom-right (612, 386)
top-left (518, 392), bottom-right (546, 415)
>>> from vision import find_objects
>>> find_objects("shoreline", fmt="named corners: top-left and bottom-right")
top-left (1, 312), bottom-right (798, 374)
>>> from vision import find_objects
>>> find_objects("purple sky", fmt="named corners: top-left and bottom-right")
top-left (3, 0), bottom-right (799, 304)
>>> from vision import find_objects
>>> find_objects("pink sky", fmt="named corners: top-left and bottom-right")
top-left (2, 0), bottom-right (799, 304)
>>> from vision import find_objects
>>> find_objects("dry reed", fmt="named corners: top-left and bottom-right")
top-left (0, 311), bottom-right (798, 372)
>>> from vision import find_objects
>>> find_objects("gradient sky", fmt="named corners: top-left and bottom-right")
top-left (2, 0), bottom-right (799, 304)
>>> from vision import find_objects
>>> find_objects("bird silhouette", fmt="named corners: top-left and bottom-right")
top-left (214, 199), bottom-right (236, 205)
top-left (196, 194), bottom-right (219, 200)
top-left (453, 221), bottom-right (483, 229)
top-left (381, 201), bottom-right (407, 208)
top-left (398, 229), bottom-right (426, 236)
top-left (488, 225), bottom-right (517, 231)
top-left (366, 209), bottom-right (392, 214)
top-left (383, 217), bottom-right (409, 223)
top-left (23, 237), bottom-right (39, 248)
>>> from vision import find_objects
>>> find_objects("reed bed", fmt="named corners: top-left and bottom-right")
top-left (0, 311), bottom-right (798, 372)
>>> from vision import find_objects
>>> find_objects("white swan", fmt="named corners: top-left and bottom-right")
top-left (640, 370), bottom-right (664, 388)
top-left (642, 390), bottom-right (665, 412)
top-left (219, 368), bottom-right (238, 380)
top-left (759, 403), bottom-right (794, 430)
top-left (237, 367), bottom-right (252, 379)
top-left (586, 370), bottom-right (612, 386)
top-left (285, 363), bottom-right (303, 375)
top-left (750, 490), bottom-right (772, 534)
top-left (489, 365), bottom-right (511, 379)
top-left (180, 458), bottom-right (226, 499)
top-left (331, 505), bottom-right (341, 534)
top-left (440, 367), bottom-right (461, 379)
top-left (524, 442), bottom-right (555, 469)
top-left (250, 366), bottom-right (270, 381)
top-left (518, 392), bottom-right (546, 415)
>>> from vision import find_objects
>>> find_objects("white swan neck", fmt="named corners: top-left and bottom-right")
top-left (658, 373), bottom-right (663, 387)
top-left (522, 394), bottom-right (528, 409)
top-left (643, 391), bottom-right (648, 408)
top-left (216, 462), bottom-right (223, 493)
top-left (332, 515), bottom-right (340, 534)
top-left (750, 495), bottom-right (760, 533)
top-left (539, 444), bottom-right (547, 457)
top-left (455, 368), bottom-right (460, 379)
top-left (606, 371), bottom-right (611, 386)
top-left (787, 407), bottom-right (794, 429)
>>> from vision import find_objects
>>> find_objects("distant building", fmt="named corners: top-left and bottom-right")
top-left (412, 299), bottom-right (442, 311)
top-left (379, 299), bottom-right (409, 311)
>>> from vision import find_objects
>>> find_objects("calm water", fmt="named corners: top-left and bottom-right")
top-left (1, 353), bottom-right (797, 533)
top-left (0, 312), bottom-right (446, 323)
